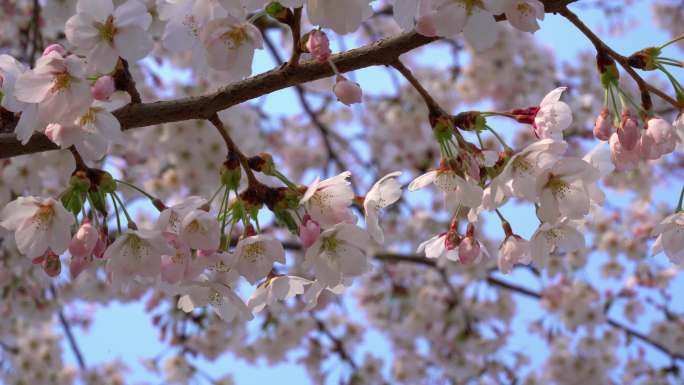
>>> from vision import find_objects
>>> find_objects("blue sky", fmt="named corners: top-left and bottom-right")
top-left (56, 2), bottom-right (684, 385)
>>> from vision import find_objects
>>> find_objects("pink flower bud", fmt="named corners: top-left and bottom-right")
top-left (458, 237), bottom-right (480, 265)
top-left (618, 110), bottom-right (640, 150)
top-left (333, 76), bottom-right (363, 106)
top-left (306, 30), bottom-right (332, 63)
top-left (91, 75), bottom-right (116, 101)
top-left (415, 14), bottom-right (438, 37)
top-left (42, 43), bottom-right (66, 57)
top-left (69, 255), bottom-right (91, 280)
top-left (638, 132), bottom-right (660, 160)
top-left (69, 220), bottom-right (100, 258)
top-left (609, 132), bottom-right (640, 171)
top-left (299, 215), bottom-right (321, 248)
top-left (593, 108), bottom-right (614, 141)
top-left (645, 117), bottom-right (678, 157)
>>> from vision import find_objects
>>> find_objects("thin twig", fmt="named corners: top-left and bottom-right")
top-left (208, 114), bottom-right (258, 187)
top-left (558, 7), bottom-right (682, 111)
top-left (391, 60), bottom-right (446, 118)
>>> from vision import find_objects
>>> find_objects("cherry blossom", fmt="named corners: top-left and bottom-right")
top-left (65, 0), bottom-right (153, 74)
top-left (200, 16), bottom-right (263, 77)
top-left (502, 0), bottom-right (545, 32)
top-left (0, 196), bottom-right (74, 257)
top-left (488, 139), bottom-right (567, 207)
top-left (535, 158), bottom-right (598, 223)
top-left (179, 209), bottom-right (220, 251)
top-left (651, 212), bottom-right (684, 264)
top-left (394, 0), bottom-right (504, 50)
top-left (233, 234), bottom-right (286, 284)
top-left (364, 172), bottom-right (403, 244)
top-left (306, 0), bottom-right (373, 35)
top-left (177, 271), bottom-right (253, 322)
top-left (104, 229), bottom-right (174, 287)
top-left (0, 54), bottom-right (40, 145)
top-left (14, 51), bottom-right (92, 127)
top-left (530, 220), bottom-right (585, 265)
top-left (44, 104), bottom-right (123, 162)
top-left (498, 235), bottom-right (531, 273)
top-left (248, 275), bottom-right (310, 312)
top-left (300, 171), bottom-right (355, 228)
top-left (304, 223), bottom-right (370, 288)
top-left (533, 87), bottom-right (573, 140)
top-left (409, 167), bottom-right (483, 209)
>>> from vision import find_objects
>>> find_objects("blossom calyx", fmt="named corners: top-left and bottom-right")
top-left (627, 47), bottom-right (660, 71)
top-left (453, 111), bottom-right (486, 132)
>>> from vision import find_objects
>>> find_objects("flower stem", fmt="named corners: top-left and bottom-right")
top-left (659, 34), bottom-right (684, 50)
top-left (115, 179), bottom-right (158, 203)
top-left (486, 125), bottom-right (511, 151)
top-left (677, 186), bottom-right (684, 213)
top-left (111, 192), bottom-right (136, 229)
top-left (110, 194), bottom-right (122, 234)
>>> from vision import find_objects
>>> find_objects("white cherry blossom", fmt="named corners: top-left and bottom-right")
top-left (306, 0), bottom-right (373, 35)
top-left (179, 209), bottom-right (220, 251)
top-left (530, 220), bottom-right (585, 265)
top-left (502, 0), bottom-right (544, 32)
top-left (651, 212), bottom-right (684, 264)
top-left (534, 87), bottom-right (573, 140)
top-left (393, 0), bottom-right (504, 51)
top-left (200, 16), bottom-right (263, 77)
top-left (408, 167), bottom-right (483, 209)
top-left (105, 229), bottom-right (174, 286)
top-left (14, 51), bottom-right (92, 126)
top-left (498, 235), bottom-right (531, 273)
top-left (0, 196), bottom-right (75, 257)
top-left (488, 139), bottom-right (567, 207)
top-left (248, 275), bottom-right (310, 312)
top-left (65, 0), bottom-right (153, 73)
top-left (364, 172), bottom-right (402, 244)
top-left (300, 171), bottom-right (355, 228)
top-left (535, 158), bottom-right (598, 224)
top-left (234, 234), bottom-right (286, 284)
top-left (304, 223), bottom-right (370, 288)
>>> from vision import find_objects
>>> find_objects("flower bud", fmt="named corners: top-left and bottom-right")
top-left (593, 108), bottom-right (614, 141)
top-left (333, 76), bottom-right (362, 106)
top-left (415, 14), bottom-right (437, 37)
top-left (91, 75), bottom-right (116, 101)
top-left (609, 132), bottom-right (640, 171)
top-left (305, 30), bottom-right (331, 63)
top-left (458, 237), bottom-right (480, 265)
top-left (618, 110), bottom-right (640, 151)
top-left (69, 255), bottom-right (91, 279)
top-left (299, 215), bottom-right (321, 248)
top-left (627, 47), bottom-right (660, 71)
top-left (42, 43), bottom-right (66, 57)
top-left (645, 117), bottom-right (678, 157)
top-left (69, 220), bottom-right (100, 258)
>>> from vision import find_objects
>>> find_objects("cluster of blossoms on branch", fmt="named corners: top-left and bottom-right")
top-left (1, 0), bottom-right (684, 384)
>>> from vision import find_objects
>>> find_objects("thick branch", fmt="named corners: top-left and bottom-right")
top-left (0, 31), bottom-right (437, 159)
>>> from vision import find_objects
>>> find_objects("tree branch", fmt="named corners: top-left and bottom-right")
top-left (558, 6), bottom-right (682, 111)
top-left (0, 31), bottom-right (437, 159)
